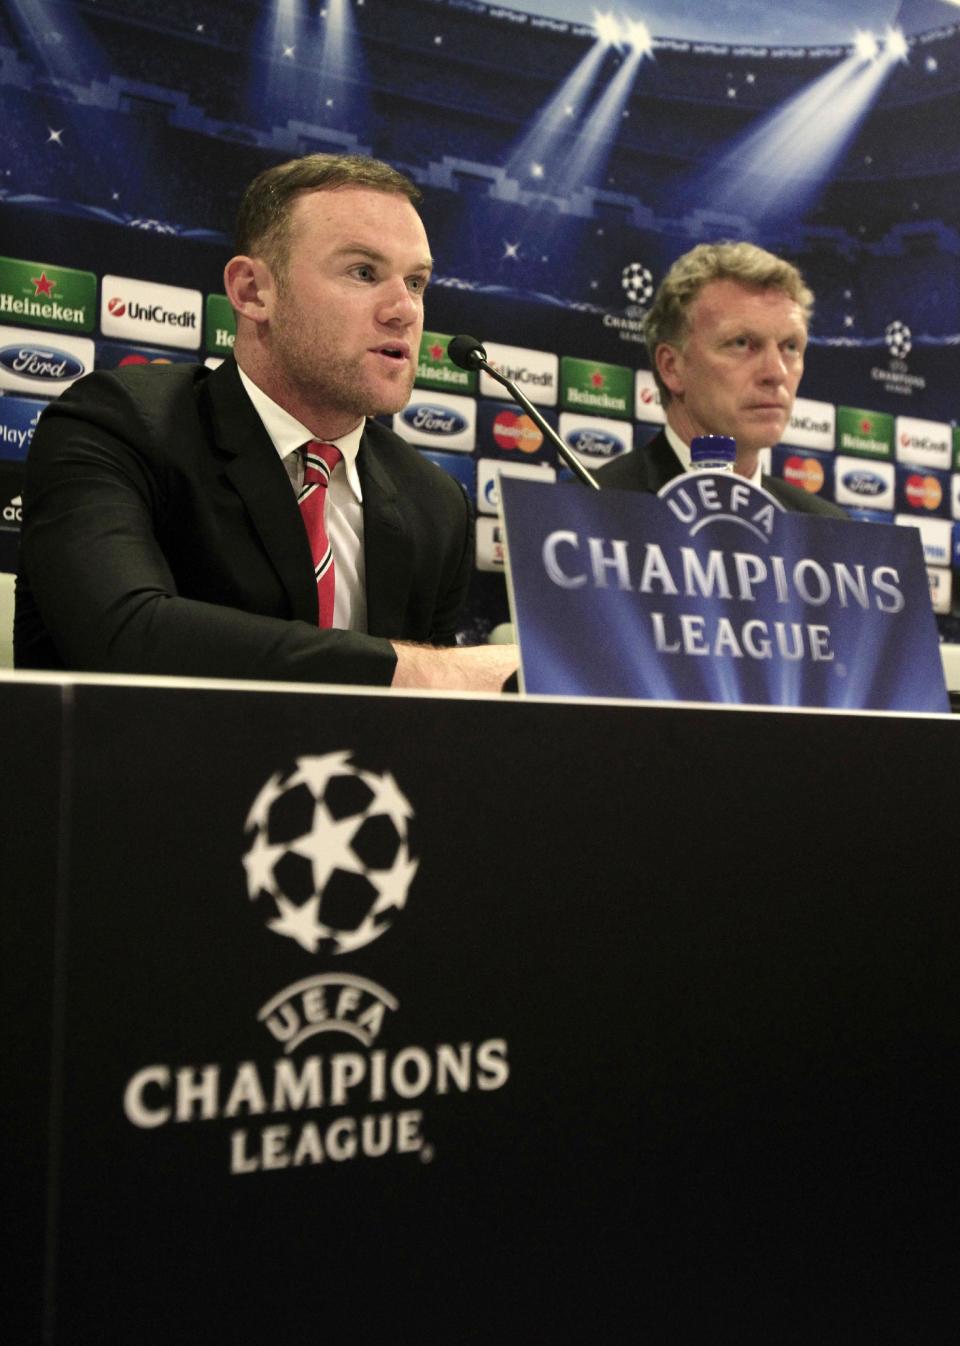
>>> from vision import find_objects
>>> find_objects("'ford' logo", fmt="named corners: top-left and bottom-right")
top-left (0, 345), bottom-right (85, 382)
top-left (567, 429), bottom-right (624, 458)
top-left (402, 404), bottom-right (467, 436)
top-left (842, 469), bottom-right (885, 497)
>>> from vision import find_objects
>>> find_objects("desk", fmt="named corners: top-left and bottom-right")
top-left (4, 673), bottom-right (959, 1343)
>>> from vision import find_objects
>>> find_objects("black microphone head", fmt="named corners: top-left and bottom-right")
top-left (447, 334), bottom-right (487, 370)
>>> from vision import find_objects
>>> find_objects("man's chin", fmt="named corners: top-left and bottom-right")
top-left (375, 383), bottom-right (417, 419)
top-left (736, 419), bottom-right (786, 453)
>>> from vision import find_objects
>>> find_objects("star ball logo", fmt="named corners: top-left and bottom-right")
top-left (621, 261), bottom-right (653, 306)
top-left (243, 752), bottom-right (417, 959)
top-left (885, 320), bottom-right (912, 360)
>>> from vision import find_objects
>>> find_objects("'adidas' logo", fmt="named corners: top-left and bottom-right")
top-left (3, 494), bottom-right (22, 524)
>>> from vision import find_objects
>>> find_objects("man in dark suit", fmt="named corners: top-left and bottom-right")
top-left (16, 153), bottom-right (517, 691)
top-left (597, 241), bottom-right (847, 519)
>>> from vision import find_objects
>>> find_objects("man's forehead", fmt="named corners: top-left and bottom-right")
top-left (291, 186), bottom-right (420, 231)
top-left (691, 278), bottom-right (806, 331)
top-left (287, 187), bottom-right (430, 263)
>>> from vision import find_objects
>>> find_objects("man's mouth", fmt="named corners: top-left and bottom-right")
top-left (372, 343), bottom-right (410, 362)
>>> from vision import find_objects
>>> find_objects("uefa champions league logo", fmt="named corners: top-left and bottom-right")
top-left (121, 752), bottom-right (510, 1170)
top-left (885, 319), bottom-right (912, 360)
top-left (243, 752), bottom-right (418, 958)
top-left (621, 261), bottom-right (654, 306)
top-left (870, 318), bottom-right (924, 397)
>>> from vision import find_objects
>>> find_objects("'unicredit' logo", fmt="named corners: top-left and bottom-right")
top-left (105, 294), bottom-right (197, 328)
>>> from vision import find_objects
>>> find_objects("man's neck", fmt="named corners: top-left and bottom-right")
top-left (234, 348), bottom-right (361, 442)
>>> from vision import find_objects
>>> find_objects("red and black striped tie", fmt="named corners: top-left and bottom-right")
top-left (298, 441), bottom-right (343, 628)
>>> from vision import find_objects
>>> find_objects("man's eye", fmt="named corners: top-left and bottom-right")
top-left (408, 275), bottom-right (428, 294)
top-left (354, 265), bottom-right (375, 282)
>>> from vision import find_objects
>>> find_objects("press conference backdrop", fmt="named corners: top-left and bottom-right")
top-left (1, 0), bottom-right (959, 641)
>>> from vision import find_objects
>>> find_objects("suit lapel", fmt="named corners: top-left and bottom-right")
top-left (358, 423), bottom-right (415, 638)
top-left (645, 430), bottom-right (686, 491)
top-left (204, 360), bottom-right (318, 623)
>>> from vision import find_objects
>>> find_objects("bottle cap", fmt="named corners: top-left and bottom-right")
top-left (690, 434), bottom-right (736, 464)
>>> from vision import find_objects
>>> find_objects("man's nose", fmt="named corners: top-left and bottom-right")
top-left (758, 343), bottom-right (788, 381)
top-left (378, 277), bottom-right (418, 325)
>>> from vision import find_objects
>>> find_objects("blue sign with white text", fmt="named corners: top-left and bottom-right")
top-left (0, 394), bottom-right (47, 462)
top-left (500, 474), bottom-right (948, 712)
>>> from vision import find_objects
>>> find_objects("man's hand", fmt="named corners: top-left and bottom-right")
top-left (391, 642), bottom-right (519, 692)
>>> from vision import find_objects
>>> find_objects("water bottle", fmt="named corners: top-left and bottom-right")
top-left (690, 435), bottom-right (736, 472)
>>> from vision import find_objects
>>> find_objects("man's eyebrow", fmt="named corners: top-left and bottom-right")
top-left (332, 244), bottom-right (434, 273)
top-left (716, 322), bottom-right (807, 340)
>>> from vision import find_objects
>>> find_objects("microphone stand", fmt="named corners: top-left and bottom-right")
top-left (455, 343), bottom-right (601, 491)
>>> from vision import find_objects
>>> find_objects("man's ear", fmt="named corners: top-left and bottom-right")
top-left (655, 342), bottom-right (685, 399)
top-left (223, 255), bottom-right (275, 325)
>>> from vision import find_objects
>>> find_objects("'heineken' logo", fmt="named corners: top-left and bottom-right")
top-left (0, 255), bottom-right (96, 333)
top-left (414, 331), bottom-right (475, 393)
top-left (836, 406), bottom-right (893, 459)
top-left (561, 355), bottom-right (632, 419)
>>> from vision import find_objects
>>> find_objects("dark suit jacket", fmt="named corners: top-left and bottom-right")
top-left (596, 428), bottom-right (849, 519)
top-left (15, 359), bottom-right (473, 685)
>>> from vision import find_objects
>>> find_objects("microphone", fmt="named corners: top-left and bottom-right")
top-left (447, 334), bottom-right (600, 490)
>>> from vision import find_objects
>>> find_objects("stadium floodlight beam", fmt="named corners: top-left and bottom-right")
top-left (251, 0), bottom-right (307, 115)
top-left (885, 26), bottom-right (908, 61)
top-left (506, 26), bottom-right (613, 186)
top-left (688, 39), bottom-right (901, 228)
top-left (854, 29), bottom-right (879, 62)
top-left (9, 0), bottom-right (103, 81)
top-left (625, 18), bottom-right (653, 56)
top-left (593, 10), bottom-right (622, 47)
top-left (507, 9), bottom-right (654, 193)
top-left (318, 0), bottom-right (355, 79)
top-left (557, 36), bottom-right (650, 193)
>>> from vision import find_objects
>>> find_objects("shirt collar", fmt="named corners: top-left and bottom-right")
top-left (236, 364), bottom-right (364, 501)
top-left (663, 421), bottom-right (764, 487)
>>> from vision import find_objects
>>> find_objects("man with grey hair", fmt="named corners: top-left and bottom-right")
top-left (597, 241), bottom-right (846, 517)
top-left (16, 152), bottom-right (517, 690)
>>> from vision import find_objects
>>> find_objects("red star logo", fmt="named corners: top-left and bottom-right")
top-left (860, 418), bottom-right (872, 433)
top-left (31, 271), bottom-right (56, 297)
top-left (590, 370), bottom-right (605, 389)
top-left (428, 343), bottom-right (444, 361)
